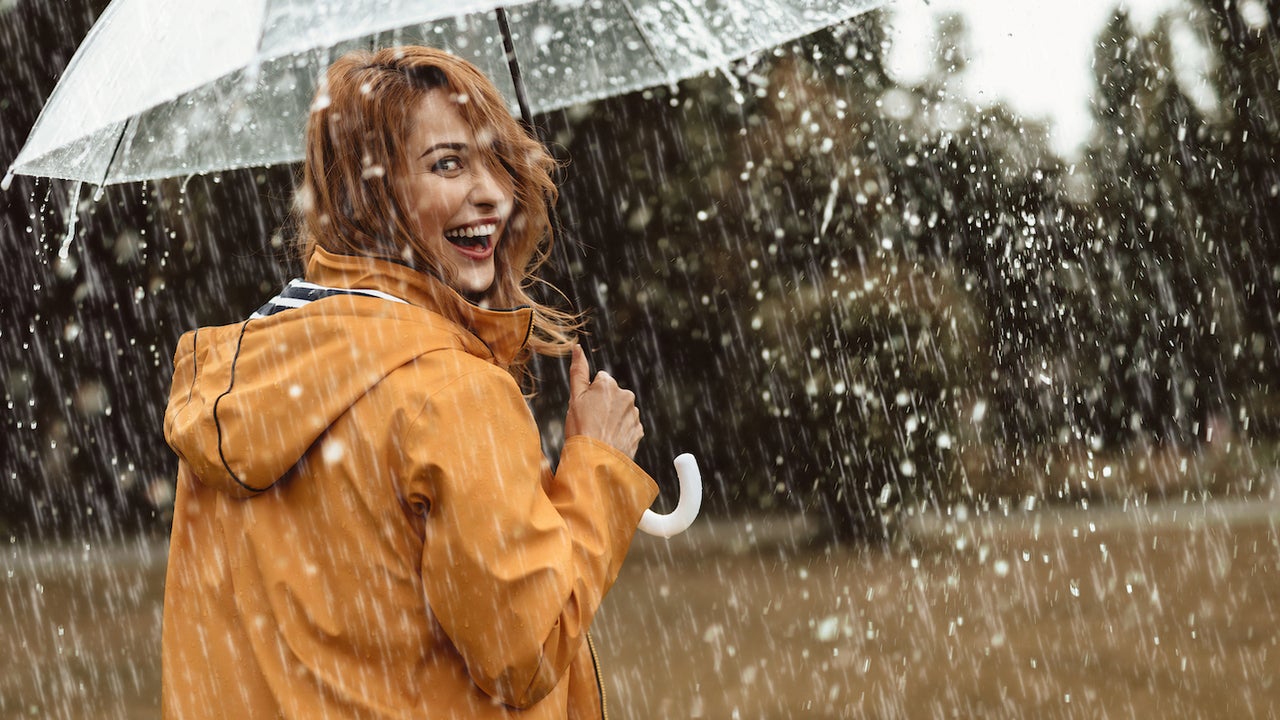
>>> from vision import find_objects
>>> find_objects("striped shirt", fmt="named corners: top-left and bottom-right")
top-left (251, 279), bottom-right (409, 319)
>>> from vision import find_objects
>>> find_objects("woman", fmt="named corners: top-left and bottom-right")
top-left (161, 46), bottom-right (657, 719)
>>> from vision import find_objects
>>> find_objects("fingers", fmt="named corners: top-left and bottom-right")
top-left (563, 349), bottom-right (646, 458)
top-left (569, 344), bottom-right (590, 399)
top-left (594, 369), bottom-right (620, 390)
top-left (593, 371), bottom-right (633, 406)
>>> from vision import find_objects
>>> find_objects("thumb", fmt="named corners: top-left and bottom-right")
top-left (569, 344), bottom-right (591, 399)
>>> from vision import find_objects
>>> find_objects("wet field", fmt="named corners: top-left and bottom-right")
top-left (604, 501), bottom-right (1280, 719)
top-left (4, 500), bottom-right (1278, 719)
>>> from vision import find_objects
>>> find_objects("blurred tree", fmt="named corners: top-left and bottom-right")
top-left (549, 14), bottom-right (1015, 539)
top-left (1073, 6), bottom-right (1278, 462)
top-left (0, 0), bottom-right (295, 536)
top-left (1184, 0), bottom-right (1280, 434)
top-left (1080, 10), bottom-right (1231, 448)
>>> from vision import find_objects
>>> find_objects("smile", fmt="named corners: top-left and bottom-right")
top-left (443, 221), bottom-right (499, 260)
top-left (445, 222), bottom-right (497, 249)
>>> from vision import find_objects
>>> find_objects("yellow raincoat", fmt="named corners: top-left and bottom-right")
top-left (161, 246), bottom-right (657, 718)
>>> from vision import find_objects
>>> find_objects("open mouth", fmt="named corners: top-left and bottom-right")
top-left (444, 222), bottom-right (497, 251)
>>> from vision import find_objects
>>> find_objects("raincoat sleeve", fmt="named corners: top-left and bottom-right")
top-left (403, 365), bottom-right (658, 709)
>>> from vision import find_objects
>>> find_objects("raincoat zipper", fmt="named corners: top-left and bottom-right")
top-left (585, 632), bottom-right (608, 720)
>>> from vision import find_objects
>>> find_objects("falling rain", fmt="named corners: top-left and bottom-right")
top-left (2, 0), bottom-right (1278, 717)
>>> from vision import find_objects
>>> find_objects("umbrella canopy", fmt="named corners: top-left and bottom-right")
top-left (8, 0), bottom-right (889, 187)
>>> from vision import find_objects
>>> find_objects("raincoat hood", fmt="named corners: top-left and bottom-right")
top-left (163, 247), bottom-right (534, 498)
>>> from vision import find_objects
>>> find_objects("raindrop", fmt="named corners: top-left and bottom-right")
top-left (322, 439), bottom-right (345, 464)
top-left (971, 400), bottom-right (988, 423)
top-left (57, 180), bottom-right (83, 262)
top-left (814, 616), bottom-right (840, 642)
top-left (877, 484), bottom-right (893, 507)
top-left (1238, 0), bottom-right (1270, 30)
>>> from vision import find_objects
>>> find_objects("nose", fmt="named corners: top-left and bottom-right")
top-left (469, 161), bottom-right (509, 210)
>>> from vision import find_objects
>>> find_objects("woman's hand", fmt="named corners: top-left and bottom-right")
top-left (564, 345), bottom-right (644, 459)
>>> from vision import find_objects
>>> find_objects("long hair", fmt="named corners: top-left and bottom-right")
top-left (296, 46), bottom-right (580, 374)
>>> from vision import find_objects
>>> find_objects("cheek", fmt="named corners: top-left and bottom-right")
top-left (500, 183), bottom-right (516, 214)
top-left (409, 179), bottom-right (460, 229)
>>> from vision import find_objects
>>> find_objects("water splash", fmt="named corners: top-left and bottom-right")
top-left (57, 180), bottom-right (83, 262)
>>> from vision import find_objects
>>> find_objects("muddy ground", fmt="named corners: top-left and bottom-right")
top-left (4, 499), bottom-right (1278, 719)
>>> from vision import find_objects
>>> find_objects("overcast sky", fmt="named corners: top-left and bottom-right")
top-left (882, 0), bottom-right (1204, 157)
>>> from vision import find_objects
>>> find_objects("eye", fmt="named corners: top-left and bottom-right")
top-left (431, 156), bottom-right (463, 176)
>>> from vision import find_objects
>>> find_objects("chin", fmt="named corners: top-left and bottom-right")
top-left (457, 275), bottom-right (496, 303)
top-left (460, 288), bottom-right (495, 306)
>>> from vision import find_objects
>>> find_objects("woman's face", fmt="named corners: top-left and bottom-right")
top-left (403, 89), bottom-right (515, 299)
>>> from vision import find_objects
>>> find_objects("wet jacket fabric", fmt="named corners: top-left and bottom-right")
top-left (161, 246), bottom-right (657, 719)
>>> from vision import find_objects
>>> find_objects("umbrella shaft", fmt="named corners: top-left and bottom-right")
top-left (494, 7), bottom-right (535, 134)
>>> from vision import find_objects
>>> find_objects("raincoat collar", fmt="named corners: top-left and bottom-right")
top-left (305, 246), bottom-right (533, 367)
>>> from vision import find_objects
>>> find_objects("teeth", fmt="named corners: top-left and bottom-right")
top-left (445, 223), bottom-right (497, 238)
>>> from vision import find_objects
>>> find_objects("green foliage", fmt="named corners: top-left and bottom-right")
top-left (545, 6), bottom-right (1280, 539)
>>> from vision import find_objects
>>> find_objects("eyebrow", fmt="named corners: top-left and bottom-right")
top-left (419, 142), bottom-right (467, 159)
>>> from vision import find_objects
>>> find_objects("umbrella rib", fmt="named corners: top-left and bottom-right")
top-left (618, 0), bottom-right (669, 80)
top-left (99, 118), bottom-right (130, 189)
top-left (253, 0), bottom-right (272, 58)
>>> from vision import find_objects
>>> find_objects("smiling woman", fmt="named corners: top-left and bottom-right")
top-left (405, 90), bottom-right (515, 298)
top-left (298, 47), bottom-right (573, 349)
top-left (159, 46), bottom-right (655, 720)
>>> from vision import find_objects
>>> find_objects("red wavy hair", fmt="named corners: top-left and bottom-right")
top-left (296, 46), bottom-right (580, 371)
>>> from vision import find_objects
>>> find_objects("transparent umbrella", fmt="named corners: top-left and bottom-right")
top-left (5, 0), bottom-right (890, 188)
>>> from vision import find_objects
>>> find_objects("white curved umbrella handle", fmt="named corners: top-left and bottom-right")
top-left (637, 453), bottom-right (702, 538)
